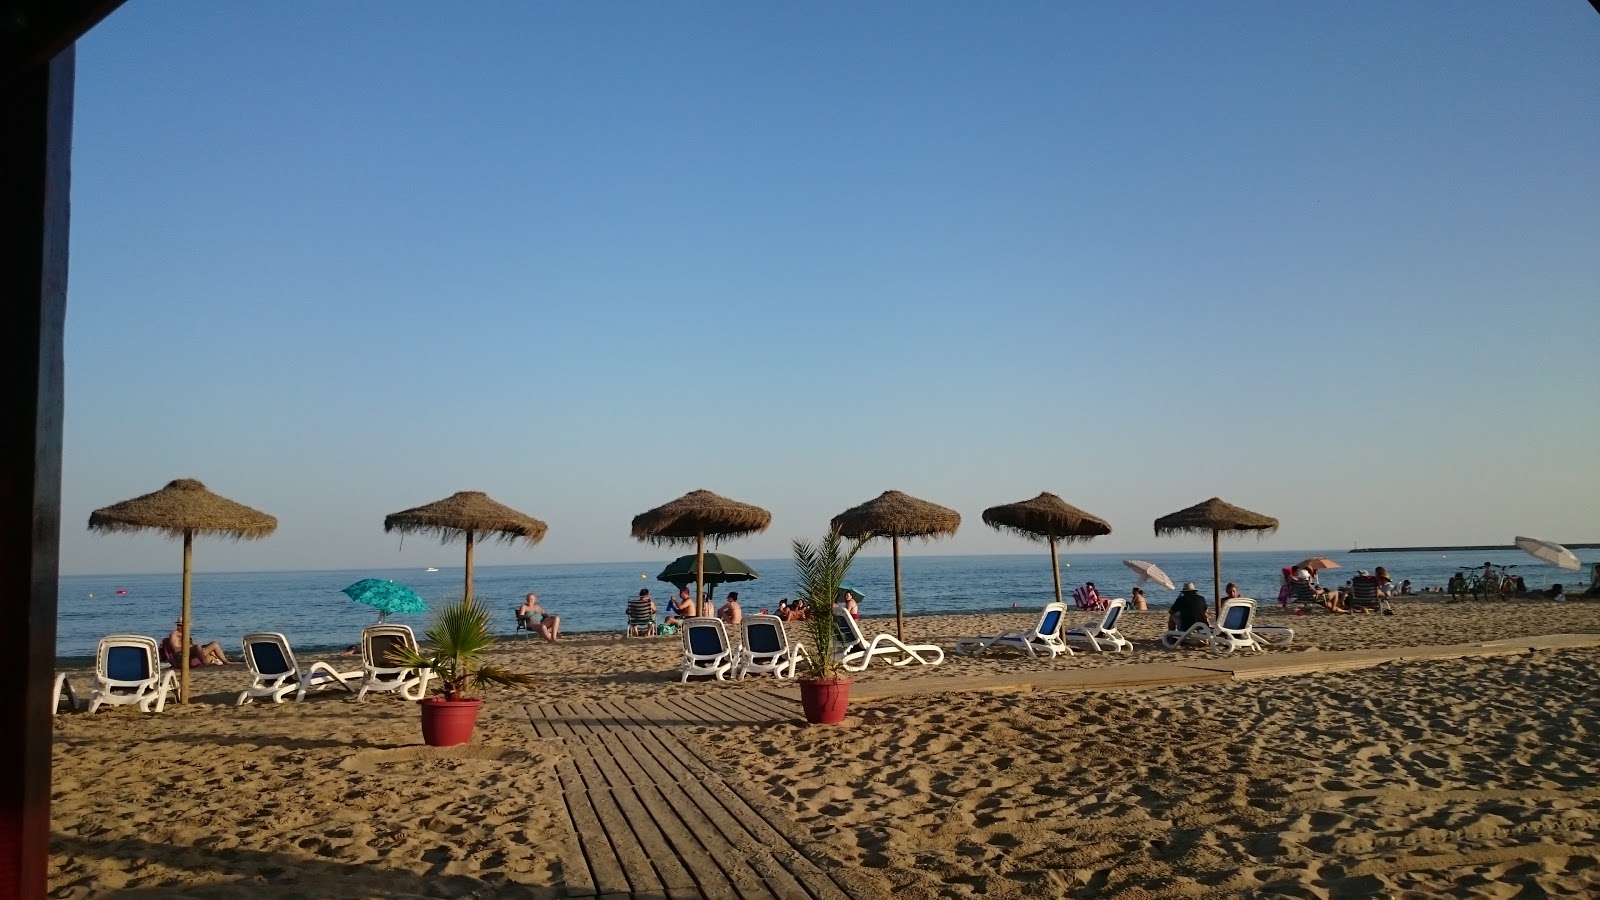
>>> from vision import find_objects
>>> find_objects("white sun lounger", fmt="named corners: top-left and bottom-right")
top-left (1064, 598), bottom-right (1132, 653)
top-left (237, 632), bottom-right (360, 705)
top-left (356, 624), bottom-right (434, 700)
top-left (53, 672), bottom-right (81, 715)
top-left (955, 603), bottom-right (1071, 658)
top-left (1234, 597), bottom-right (1294, 647)
top-left (86, 635), bottom-right (177, 713)
top-left (736, 615), bottom-right (807, 680)
top-left (831, 607), bottom-right (944, 672)
top-left (680, 617), bottom-right (736, 682)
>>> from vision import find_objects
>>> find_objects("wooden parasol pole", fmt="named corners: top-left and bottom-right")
top-left (1049, 535), bottom-right (1063, 606)
top-left (463, 529), bottom-right (475, 607)
top-left (1212, 529), bottom-right (1221, 617)
top-left (180, 530), bottom-right (192, 704)
top-left (695, 532), bottom-right (706, 617)
top-left (892, 534), bottom-right (904, 641)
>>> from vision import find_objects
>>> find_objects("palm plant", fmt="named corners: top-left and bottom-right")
top-left (393, 598), bottom-right (535, 700)
top-left (792, 527), bottom-right (870, 680)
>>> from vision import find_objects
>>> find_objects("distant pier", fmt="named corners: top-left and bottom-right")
top-left (1349, 543), bottom-right (1600, 554)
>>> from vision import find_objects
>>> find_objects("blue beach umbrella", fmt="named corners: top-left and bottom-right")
top-left (342, 579), bottom-right (428, 623)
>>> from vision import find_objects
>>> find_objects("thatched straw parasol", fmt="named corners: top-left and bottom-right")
top-left (1153, 497), bottom-right (1278, 614)
top-left (831, 490), bottom-right (960, 640)
top-left (631, 490), bottom-right (771, 616)
top-left (982, 493), bottom-right (1111, 606)
top-left (88, 478), bottom-right (277, 704)
top-left (384, 491), bottom-right (547, 606)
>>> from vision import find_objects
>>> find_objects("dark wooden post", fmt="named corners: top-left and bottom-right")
top-left (463, 528), bottom-right (475, 606)
top-left (0, 44), bottom-right (75, 900)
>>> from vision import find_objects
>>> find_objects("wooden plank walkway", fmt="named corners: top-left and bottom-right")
top-left (527, 690), bottom-right (857, 900)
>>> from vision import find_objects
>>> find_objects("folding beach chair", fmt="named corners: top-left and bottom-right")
top-left (86, 634), bottom-right (177, 713)
top-left (1349, 576), bottom-right (1386, 613)
top-left (955, 603), bottom-right (1071, 659)
top-left (831, 607), bottom-right (944, 672)
top-left (736, 615), bottom-right (807, 679)
top-left (1064, 598), bottom-right (1133, 653)
top-left (679, 617), bottom-right (736, 682)
top-left (356, 624), bottom-right (434, 700)
top-left (237, 632), bottom-right (360, 705)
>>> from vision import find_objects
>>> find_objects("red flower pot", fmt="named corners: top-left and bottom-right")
top-left (798, 678), bottom-right (851, 725)
top-left (419, 697), bottom-right (484, 746)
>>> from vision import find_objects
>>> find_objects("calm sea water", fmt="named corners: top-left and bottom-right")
top-left (57, 548), bottom-right (1590, 662)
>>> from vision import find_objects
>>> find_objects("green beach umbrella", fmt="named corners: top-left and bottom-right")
top-left (342, 579), bottom-right (429, 623)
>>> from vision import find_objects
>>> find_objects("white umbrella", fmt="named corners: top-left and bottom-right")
top-left (1123, 559), bottom-right (1175, 591)
top-left (1514, 536), bottom-right (1580, 571)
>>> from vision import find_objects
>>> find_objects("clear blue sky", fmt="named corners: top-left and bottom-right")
top-left (62, 2), bottom-right (1599, 575)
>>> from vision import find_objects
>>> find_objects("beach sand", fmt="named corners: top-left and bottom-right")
top-left (50, 597), bottom-right (1600, 897)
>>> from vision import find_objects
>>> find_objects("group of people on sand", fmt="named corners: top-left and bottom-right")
top-left (625, 587), bottom-right (750, 634)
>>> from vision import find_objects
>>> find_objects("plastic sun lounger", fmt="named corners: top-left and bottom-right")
top-left (955, 603), bottom-right (1071, 659)
top-left (237, 632), bottom-right (360, 706)
top-left (736, 615), bottom-right (807, 680)
top-left (87, 634), bottom-right (177, 713)
top-left (1064, 598), bottom-right (1133, 653)
top-left (679, 617), bottom-right (736, 682)
top-left (356, 624), bottom-right (434, 701)
top-left (1208, 599), bottom-right (1268, 653)
top-left (831, 607), bottom-right (945, 672)
top-left (53, 672), bottom-right (81, 715)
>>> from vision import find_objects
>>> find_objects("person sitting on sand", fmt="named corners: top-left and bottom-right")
top-left (1168, 583), bottom-right (1210, 635)
top-left (840, 590), bottom-right (860, 620)
top-left (1544, 584), bottom-right (1566, 602)
top-left (1400, 578), bottom-right (1412, 596)
top-left (776, 598), bottom-right (791, 619)
top-left (518, 593), bottom-right (560, 642)
top-left (716, 591), bottom-right (743, 626)
top-left (163, 620), bottom-right (229, 667)
top-left (1130, 586), bottom-right (1148, 611)
top-left (1223, 582), bottom-right (1242, 601)
top-left (667, 588), bottom-right (695, 626)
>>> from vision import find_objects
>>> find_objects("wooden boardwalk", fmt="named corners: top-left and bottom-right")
top-left (525, 690), bottom-right (858, 900)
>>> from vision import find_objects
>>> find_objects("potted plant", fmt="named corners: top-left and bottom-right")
top-left (793, 527), bottom-right (869, 725)
top-left (393, 598), bottom-right (534, 746)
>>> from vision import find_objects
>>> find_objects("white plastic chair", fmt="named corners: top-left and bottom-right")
top-left (236, 632), bottom-right (360, 705)
top-left (53, 672), bottom-right (80, 715)
top-left (679, 617), bottom-right (736, 682)
top-left (356, 624), bottom-right (434, 700)
top-left (955, 603), bottom-right (1072, 658)
top-left (1207, 599), bottom-right (1271, 653)
top-left (736, 615), bottom-right (807, 679)
top-left (831, 607), bottom-right (944, 672)
top-left (86, 635), bottom-right (177, 713)
top-left (1064, 598), bottom-right (1133, 653)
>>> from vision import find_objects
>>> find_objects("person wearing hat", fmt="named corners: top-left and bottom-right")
top-left (162, 619), bottom-right (230, 667)
top-left (1168, 582), bottom-right (1210, 634)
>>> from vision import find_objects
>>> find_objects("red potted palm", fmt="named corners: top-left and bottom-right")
top-left (394, 598), bottom-right (533, 746)
top-left (793, 528), bottom-right (869, 725)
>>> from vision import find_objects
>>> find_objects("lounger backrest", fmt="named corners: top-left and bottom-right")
top-left (105, 644), bottom-right (152, 682)
top-left (1220, 600), bottom-right (1253, 632)
top-left (685, 620), bottom-right (727, 656)
top-left (743, 617), bottom-right (783, 654)
top-left (1038, 607), bottom-right (1062, 636)
top-left (362, 625), bottom-right (416, 669)
top-left (1293, 580), bottom-right (1318, 603)
top-left (243, 633), bottom-right (295, 677)
top-left (1351, 577), bottom-right (1380, 602)
top-left (1101, 601), bottom-right (1123, 632)
top-left (832, 608), bottom-right (865, 651)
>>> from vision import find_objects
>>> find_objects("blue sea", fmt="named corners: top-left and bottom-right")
top-left (57, 548), bottom-right (1590, 662)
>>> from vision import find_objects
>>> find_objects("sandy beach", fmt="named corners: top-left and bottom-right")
top-left (50, 597), bottom-right (1600, 898)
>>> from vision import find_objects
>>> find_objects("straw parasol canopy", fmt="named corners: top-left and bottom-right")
top-left (831, 490), bottom-right (960, 640)
top-left (1153, 497), bottom-right (1278, 613)
top-left (88, 478), bottom-right (277, 704)
top-left (983, 493), bottom-right (1111, 606)
top-left (384, 491), bottom-right (547, 606)
top-left (631, 489), bottom-right (771, 615)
